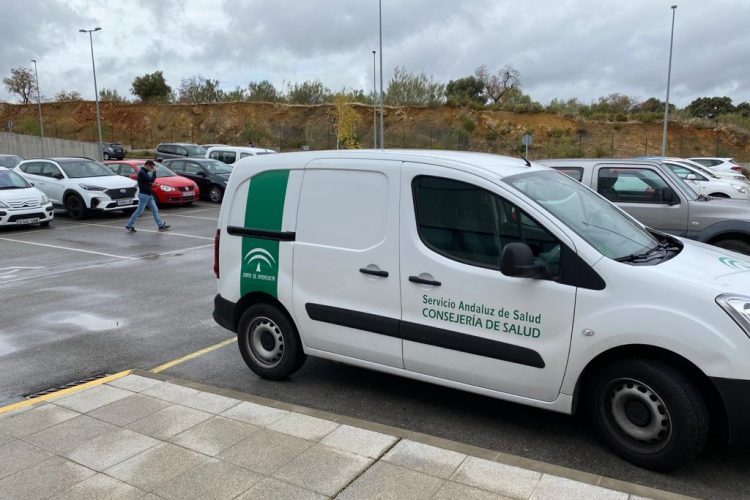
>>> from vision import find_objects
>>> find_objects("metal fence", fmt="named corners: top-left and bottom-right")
top-left (0, 132), bottom-right (99, 160)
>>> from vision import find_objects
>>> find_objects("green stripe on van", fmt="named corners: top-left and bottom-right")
top-left (240, 170), bottom-right (290, 298)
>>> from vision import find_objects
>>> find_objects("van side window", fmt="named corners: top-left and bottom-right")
top-left (552, 167), bottom-right (583, 182)
top-left (412, 176), bottom-right (561, 276)
top-left (598, 167), bottom-right (673, 204)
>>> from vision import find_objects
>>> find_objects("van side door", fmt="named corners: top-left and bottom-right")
top-left (292, 159), bottom-right (403, 368)
top-left (399, 163), bottom-right (577, 402)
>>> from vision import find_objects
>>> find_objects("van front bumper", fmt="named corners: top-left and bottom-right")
top-left (213, 294), bottom-right (236, 333)
top-left (711, 377), bottom-right (750, 446)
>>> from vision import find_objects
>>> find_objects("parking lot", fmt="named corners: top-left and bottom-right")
top-left (1, 202), bottom-right (748, 499)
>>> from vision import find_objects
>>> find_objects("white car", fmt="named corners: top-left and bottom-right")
top-left (674, 158), bottom-right (748, 184)
top-left (214, 150), bottom-right (750, 471)
top-left (206, 146), bottom-right (276, 165)
top-left (0, 167), bottom-right (54, 227)
top-left (15, 158), bottom-right (138, 220)
top-left (689, 157), bottom-right (745, 173)
top-left (662, 160), bottom-right (749, 200)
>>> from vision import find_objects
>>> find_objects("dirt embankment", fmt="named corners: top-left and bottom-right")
top-left (1, 101), bottom-right (748, 160)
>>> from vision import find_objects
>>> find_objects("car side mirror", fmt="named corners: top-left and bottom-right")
top-left (500, 242), bottom-right (550, 279)
top-left (685, 173), bottom-right (698, 181)
top-left (197, 171), bottom-right (207, 177)
top-left (52, 173), bottom-right (63, 180)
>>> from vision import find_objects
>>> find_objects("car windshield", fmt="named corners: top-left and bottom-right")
top-left (58, 160), bottom-right (116, 178)
top-left (187, 146), bottom-right (207, 156)
top-left (0, 156), bottom-right (22, 168)
top-left (152, 164), bottom-right (176, 178)
top-left (203, 160), bottom-right (232, 174)
top-left (504, 170), bottom-right (660, 260)
top-left (0, 169), bottom-right (31, 189)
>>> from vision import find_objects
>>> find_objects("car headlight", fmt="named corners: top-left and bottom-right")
top-left (159, 185), bottom-right (176, 192)
top-left (717, 294), bottom-right (750, 339)
top-left (79, 184), bottom-right (106, 191)
top-left (731, 184), bottom-right (747, 194)
top-left (40, 194), bottom-right (49, 204)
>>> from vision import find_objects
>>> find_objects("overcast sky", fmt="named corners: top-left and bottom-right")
top-left (1, 0), bottom-right (748, 107)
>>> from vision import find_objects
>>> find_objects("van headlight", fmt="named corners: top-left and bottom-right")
top-left (717, 294), bottom-right (750, 338)
top-left (731, 184), bottom-right (747, 194)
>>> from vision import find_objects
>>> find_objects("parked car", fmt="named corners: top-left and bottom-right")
top-left (639, 156), bottom-right (749, 184)
top-left (214, 149), bottom-right (750, 471)
top-left (539, 158), bottom-right (750, 255)
top-left (0, 154), bottom-right (24, 168)
top-left (161, 158), bottom-right (230, 203)
top-left (0, 166), bottom-right (54, 227)
top-left (101, 143), bottom-right (125, 160)
top-left (155, 143), bottom-right (207, 161)
top-left (689, 157), bottom-right (745, 173)
top-left (104, 160), bottom-right (200, 206)
top-left (206, 146), bottom-right (276, 165)
top-left (201, 143), bottom-right (229, 150)
top-left (661, 160), bottom-right (749, 200)
top-left (15, 157), bottom-right (137, 219)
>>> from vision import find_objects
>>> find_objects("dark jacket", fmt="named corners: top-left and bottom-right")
top-left (137, 168), bottom-right (156, 195)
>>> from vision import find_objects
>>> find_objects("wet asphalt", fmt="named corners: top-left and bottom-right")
top-left (0, 201), bottom-right (746, 499)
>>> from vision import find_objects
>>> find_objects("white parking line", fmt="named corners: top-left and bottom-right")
top-left (89, 223), bottom-right (214, 240)
top-left (179, 206), bottom-right (220, 213)
top-left (0, 237), bottom-right (136, 260)
top-left (0, 243), bottom-right (214, 284)
top-left (163, 214), bottom-right (218, 221)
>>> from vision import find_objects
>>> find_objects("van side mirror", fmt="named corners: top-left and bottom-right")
top-left (685, 173), bottom-right (698, 181)
top-left (500, 242), bottom-right (550, 279)
top-left (659, 187), bottom-right (679, 205)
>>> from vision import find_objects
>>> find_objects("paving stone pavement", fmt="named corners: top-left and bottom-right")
top-left (0, 372), bottom-right (689, 500)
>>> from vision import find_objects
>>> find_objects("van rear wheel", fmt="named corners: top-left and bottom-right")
top-left (237, 304), bottom-right (306, 380)
top-left (587, 358), bottom-right (708, 471)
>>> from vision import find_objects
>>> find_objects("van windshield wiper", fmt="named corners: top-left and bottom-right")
top-left (616, 241), bottom-right (680, 263)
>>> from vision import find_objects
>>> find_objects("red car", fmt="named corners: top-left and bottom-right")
top-left (104, 160), bottom-right (200, 205)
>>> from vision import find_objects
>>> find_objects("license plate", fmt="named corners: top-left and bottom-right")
top-left (182, 195), bottom-right (194, 200)
top-left (117, 199), bottom-right (132, 206)
top-left (16, 218), bottom-right (39, 224)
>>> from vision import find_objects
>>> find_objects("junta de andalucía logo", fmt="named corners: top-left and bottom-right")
top-left (244, 248), bottom-right (276, 273)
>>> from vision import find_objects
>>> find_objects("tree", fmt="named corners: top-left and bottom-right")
top-left (385, 66), bottom-right (445, 106)
top-left (3, 67), bottom-right (36, 104)
top-left (445, 76), bottom-right (484, 106)
top-left (474, 64), bottom-right (520, 104)
top-left (286, 80), bottom-right (331, 104)
top-left (591, 93), bottom-right (637, 114)
top-left (130, 71), bottom-right (171, 102)
top-left (178, 75), bottom-right (222, 103)
top-left (635, 97), bottom-right (674, 113)
top-left (54, 90), bottom-right (82, 101)
top-left (686, 96), bottom-right (734, 118)
top-left (736, 102), bottom-right (750, 117)
top-left (332, 95), bottom-right (362, 149)
top-left (99, 88), bottom-right (128, 103)
top-left (247, 80), bottom-right (280, 102)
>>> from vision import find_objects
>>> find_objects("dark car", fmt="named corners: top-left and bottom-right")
top-left (155, 143), bottom-right (207, 161)
top-left (0, 154), bottom-right (24, 168)
top-left (161, 158), bottom-right (231, 203)
top-left (102, 143), bottom-right (125, 160)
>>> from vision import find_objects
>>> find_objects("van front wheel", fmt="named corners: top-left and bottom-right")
top-left (587, 358), bottom-right (708, 471)
top-left (237, 304), bottom-right (306, 380)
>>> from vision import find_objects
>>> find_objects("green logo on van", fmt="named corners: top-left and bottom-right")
top-left (244, 247), bottom-right (277, 273)
top-left (719, 256), bottom-right (750, 271)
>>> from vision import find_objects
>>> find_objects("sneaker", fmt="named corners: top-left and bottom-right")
top-left (125, 226), bottom-right (136, 232)
top-left (158, 224), bottom-right (170, 231)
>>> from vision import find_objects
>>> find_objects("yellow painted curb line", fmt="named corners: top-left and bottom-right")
top-left (0, 369), bottom-right (133, 415)
top-left (150, 337), bottom-right (237, 374)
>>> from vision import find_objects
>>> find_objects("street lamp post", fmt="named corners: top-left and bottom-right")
top-left (30, 59), bottom-right (45, 156)
top-left (661, 5), bottom-right (677, 156)
top-left (372, 50), bottom-right (377, 149)
top-left (378, 0), bottom-right (384, 150)
top-left (79, 27), bottom-right (104, 160)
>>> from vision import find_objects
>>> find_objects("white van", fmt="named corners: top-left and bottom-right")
top-left (206, 146), bottom-right (276, 165)
top-left (213, 150), bottom-right (750, 471)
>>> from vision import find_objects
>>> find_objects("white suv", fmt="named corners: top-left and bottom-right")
top-left (0, 167), bottom-right (54, 227)
top-left (662, 160), bottom-right (749, 201)
top-left (689, 157), bottom-right (745, 173)
top-left (15, 158), bottom-right (138, 220)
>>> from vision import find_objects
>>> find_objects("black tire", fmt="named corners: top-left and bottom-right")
top-left (586, 358), bottom-right (708, 471)
top-left (64, 194), bottom-right (87, 220)
top-left (103, 152), bottom-right (110, 160)
top-left (39, 221), bottom-right (50, 228)
top-left (208, 185), bottom-right (224, 203)
top-left (713, 238), bottom-right (750, 256)
top-left (237, 303), bottom-right (306, 380)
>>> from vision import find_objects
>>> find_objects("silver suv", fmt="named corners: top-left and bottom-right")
top-left (538, 158), bottom-right (750, 255)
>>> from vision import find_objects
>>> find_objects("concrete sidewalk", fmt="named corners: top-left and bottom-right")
top-left (0, 370), bottom-right (690, 500)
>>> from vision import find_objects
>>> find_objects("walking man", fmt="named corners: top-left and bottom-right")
top-left (125, 160), bottom-right (170, 232)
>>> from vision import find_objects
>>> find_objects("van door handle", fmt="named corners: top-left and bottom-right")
top-left (409, 275), bottom-right (441, 286)
top-left (360, 267), bottom-right (389, 278)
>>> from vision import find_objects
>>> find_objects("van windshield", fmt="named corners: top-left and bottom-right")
top-left (504, 170), bottom-right (660, 260)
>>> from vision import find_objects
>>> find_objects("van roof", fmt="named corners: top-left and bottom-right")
top-left (236, 149), bottom-right (544, 178)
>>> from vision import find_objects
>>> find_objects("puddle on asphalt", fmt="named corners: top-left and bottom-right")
top-left (42, 312), bottom-right (125, 332)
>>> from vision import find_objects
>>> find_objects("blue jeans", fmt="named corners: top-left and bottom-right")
top-left (127, 193), bottom-right (164, 227)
